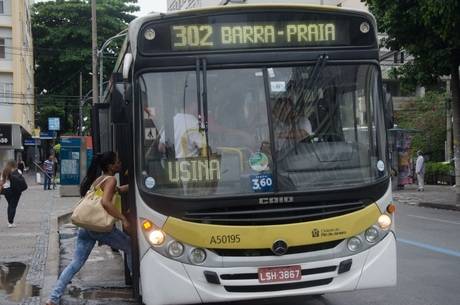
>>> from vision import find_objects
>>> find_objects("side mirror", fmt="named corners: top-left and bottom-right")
top-left (110, 73), bottom-right (130, 124)
top-left (123, 53), bottom-right (133, 80)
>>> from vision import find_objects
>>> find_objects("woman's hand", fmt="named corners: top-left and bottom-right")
top-left (118, 184), bottom-right (129, 193)
top-left (121, 216), bottom-right (131, 231)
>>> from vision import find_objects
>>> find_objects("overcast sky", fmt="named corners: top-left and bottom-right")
top-left (136, 0), bottom-right (167, 16)
top-left (36, 0), bottom-right (167, 15)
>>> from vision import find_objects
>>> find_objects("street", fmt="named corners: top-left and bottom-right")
top-left (313, 204), bottom-right (460, 305)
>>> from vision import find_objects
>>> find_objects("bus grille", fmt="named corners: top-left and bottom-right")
top-left (211, 240), bottom-right (343, 257)
top-left (183, 201), bottom-right (367, 225)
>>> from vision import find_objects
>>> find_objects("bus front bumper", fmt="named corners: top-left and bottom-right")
top-left (140, 232), bottom-right (396, 305)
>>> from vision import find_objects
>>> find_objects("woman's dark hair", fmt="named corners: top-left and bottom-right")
top-left (80, 151), bottom-right (117, 197)
top-left (2, 160), bottom-right (17, 182)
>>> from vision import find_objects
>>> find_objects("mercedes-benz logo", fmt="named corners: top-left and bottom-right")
top-left (271, 240), bottom-right (288, 256)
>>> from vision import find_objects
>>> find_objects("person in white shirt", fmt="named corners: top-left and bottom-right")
top-left (173, 103), bottom-right (205, 159)
top-left (415, 150), bottom-right (425, 191)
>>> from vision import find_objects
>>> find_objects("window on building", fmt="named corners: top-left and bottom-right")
top-left (0, 1), bottom-right (4, 14)
top-left (0, 38), bottom-right (5, 58)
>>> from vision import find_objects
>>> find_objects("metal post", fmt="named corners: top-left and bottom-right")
top-left (91, 0), bottom-right (99, 104)
top-left (79, 72), bottom-right (83, 135)
top-left (99, 51), bottom-right (103, 103)
top-left (98, 30), bottom-right (127, 103)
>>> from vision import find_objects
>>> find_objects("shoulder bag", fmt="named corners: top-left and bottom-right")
top-left (71, 176), bottom-right (116, 232)
top-left (10, 170), bottom-right (28, 193)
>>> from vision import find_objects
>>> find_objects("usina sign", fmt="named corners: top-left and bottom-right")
top-left (0, 124), bottom-right (12, 146)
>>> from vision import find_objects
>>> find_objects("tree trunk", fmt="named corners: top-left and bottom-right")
top-left (447, 93), bottom-right (452, 161)
top-left (451, 60), bottom-right (460, 205)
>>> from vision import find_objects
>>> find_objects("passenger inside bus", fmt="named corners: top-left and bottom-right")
top-left (272, 97), bottom-right (313, 151)
top-left (173, 101), bottom-right (206, 159)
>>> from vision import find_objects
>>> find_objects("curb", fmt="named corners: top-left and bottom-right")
top-left (418, 202), bottom-right (460, 211)
top-left (41, 210), bottom-right (73, 304)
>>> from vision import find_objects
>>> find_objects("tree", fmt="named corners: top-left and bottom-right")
top-left (395, 92), bottom-right (447, 162)
top-left (32, 0), bottom-right (138, 131)
top-left (366, 0), bottom-right (460, 199)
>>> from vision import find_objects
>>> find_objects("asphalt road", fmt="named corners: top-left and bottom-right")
top-left (252, 204), bottom-right (460, 305)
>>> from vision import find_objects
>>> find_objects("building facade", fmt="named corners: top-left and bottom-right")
top-left (0, 0), bottom-right (35, 168)
top-left (166, 0), bottom-right (364, 11)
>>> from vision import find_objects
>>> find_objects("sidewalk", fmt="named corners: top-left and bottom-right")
top-left (0, 174), bottom-right (76, 305)
top-left (0, 173), bottom-right (135, 305)
top-left (393, 184), bottom-right (460, 211)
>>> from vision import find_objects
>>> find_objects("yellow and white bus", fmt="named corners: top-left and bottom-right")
top-left (98, 4), bottom-right (396, 305)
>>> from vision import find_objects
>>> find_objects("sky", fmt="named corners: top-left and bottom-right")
top-left (35, 1), bottom-right (168, 15)
top-left (136, 0), bottom-right (167, 16)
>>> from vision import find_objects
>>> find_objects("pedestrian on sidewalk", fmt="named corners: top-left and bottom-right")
top-left (46, 151), bottom-right (131, 305)
top-left (0, 160), bottom-right (27, 228)
top-left (416, 150), bottom-right (425, 191)
top-left (42, 154), bottom-right (54, 190)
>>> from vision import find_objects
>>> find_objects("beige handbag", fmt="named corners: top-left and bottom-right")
top-left (71, 176), bottom-right (116, 232)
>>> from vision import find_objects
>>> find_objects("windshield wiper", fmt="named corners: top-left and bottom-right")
top-left (195, 58), bottom-right (203, 129)
top-left (281, 55), bottom-right (328, 157)
top-left (201, 59), bottom-right (210, 157)
top-left (293, 54), bottom-right (328, 117)
top-left (194, 58), bottom-right (210, 157)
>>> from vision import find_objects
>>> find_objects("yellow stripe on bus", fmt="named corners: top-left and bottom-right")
top-left (162, 204), bottom-right (381, 249)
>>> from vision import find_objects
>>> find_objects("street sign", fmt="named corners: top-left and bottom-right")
top-left (48, 117), bottom-right (60, 131)
top-left (40, 131), bottom-right (56, 139)
top-left (0, 124), bottom-right (12, 146)
top-left (24, 138), bottom-right (40, 146)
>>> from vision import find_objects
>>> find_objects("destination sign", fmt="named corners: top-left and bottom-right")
top-left (171, 22), bottom-right (338, 50)
top-left (140, 11), bottom-right (375, 54)
top-left (167, 158), bottom-right (221, 184)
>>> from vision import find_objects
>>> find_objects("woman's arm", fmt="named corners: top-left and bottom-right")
top-left (101, 177), bottom-right (129, 228)
top-left (117, 184), bottom-right (129, 193)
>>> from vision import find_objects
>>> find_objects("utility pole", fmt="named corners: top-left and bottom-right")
top-left (79, 72), bottom-right (83, 135)
top-left (446, 78), bottom-right (453, 162)
top-left (91, 0), bottom-right (98, 105)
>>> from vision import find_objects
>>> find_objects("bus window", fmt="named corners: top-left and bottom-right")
top-left (268, 64), bottom-right (386, 191)
top-left (139, 68), bottom-right (270, 196)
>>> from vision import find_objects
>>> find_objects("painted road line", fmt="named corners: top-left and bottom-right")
top-left (407, 214), bottom-right (460, 225)
top-left (398, 238), bottom-right (460, 258)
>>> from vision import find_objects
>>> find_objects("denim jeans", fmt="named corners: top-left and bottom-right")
top-left (48, 227), bottom-right (132, 304)
top-left (44, 173), bottom-right (52, 190)
top-left (3, 188), bottom-right (21, 224)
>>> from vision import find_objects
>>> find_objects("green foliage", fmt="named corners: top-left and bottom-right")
top-left (32, 0), bottom-right (139, 131)
top-left (425, 162), bottom-right (454, 185)
top-left (395, 92), bottom-right (447, 161)
top-left (387, 62), bottom-right (440, 96)
top-left (366, 0), bottom-right (460, 72)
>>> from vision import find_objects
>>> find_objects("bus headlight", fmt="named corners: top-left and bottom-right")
top-left (148, 229), bottom-right (165, 246)
top-left (347, 237), bottom-right (362, 252)
top-left (377, 214), bottom-right (392, 230)
top-left (365, 226), bottom-right (379, 243)
top-left (168, 241), bottom-right (184, 257)
top-left (189, 248), bottom-right (207, 264)
top-left (141, 219), bottom-right (165, 246)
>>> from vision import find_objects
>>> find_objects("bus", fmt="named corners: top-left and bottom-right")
top-left (97, 4), bottom-right (396, 305)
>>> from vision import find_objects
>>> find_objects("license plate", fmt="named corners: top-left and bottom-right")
top-left (258, 265), bottom-right (302, 283)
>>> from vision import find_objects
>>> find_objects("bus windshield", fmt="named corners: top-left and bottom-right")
top-left (139, 64), bottom-right (387, 197)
